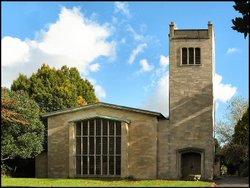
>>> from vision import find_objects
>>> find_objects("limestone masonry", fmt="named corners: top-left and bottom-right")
top-left (36, 22), bottom-right (215, 180)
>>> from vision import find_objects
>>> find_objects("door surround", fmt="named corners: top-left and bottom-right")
top-left (177, 147), bottom-right (205, 179)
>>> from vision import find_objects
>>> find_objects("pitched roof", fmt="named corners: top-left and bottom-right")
top-left (41, 102), bottom-right (167, 119)
top-left (68, 115), bottom-right (131, 124)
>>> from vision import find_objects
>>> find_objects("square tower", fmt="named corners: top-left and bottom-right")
top-left (168, 22), bottom-right (215, 180)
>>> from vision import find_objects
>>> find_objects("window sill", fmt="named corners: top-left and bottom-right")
top-left (179, 64), bottom-right (202, 66)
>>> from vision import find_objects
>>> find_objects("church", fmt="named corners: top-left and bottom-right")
top-left (35, 22), bottom-right (215, 180)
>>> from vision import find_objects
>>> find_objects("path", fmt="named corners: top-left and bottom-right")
top-left (213, 176), bottom-right (249, 187)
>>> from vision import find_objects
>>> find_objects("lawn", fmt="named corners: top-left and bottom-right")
top-left (1, 177), bottom-right (213, 187)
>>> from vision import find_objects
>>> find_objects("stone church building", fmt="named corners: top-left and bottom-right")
top-left (36, 22), bottom-right (215, 180)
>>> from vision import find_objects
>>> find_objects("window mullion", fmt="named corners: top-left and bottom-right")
top-left (180, 47), bottom-right (182, 65)
top-left (114, 121), bottom-right (116, 176)
top-left (187, 47), bottom-right (189, 64)
top-left (80, 121), bottom-right (83, 175)
top-left (94, 119), bottom-right (96, 175)
top-left (194, 47), bottom-right (196, 64)
top-left (101, 119), bottom-right (103, 176)
top-left (87, 120), bottom-right (90, 175)
top-left (107, 120), bottom-right (109, 176)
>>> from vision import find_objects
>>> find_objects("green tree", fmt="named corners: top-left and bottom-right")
top-left (1, 88), bottom-right (29, 126)
top-left (231, 107), bottom-right (249, 176)
top-left (11, 74), bottom-right (30, 93)
top-left (1, 88), bottom-right (44, 161)
top-left (215, 96), bottom-right (248, 145)
top-left (232, 107), bottom-right (249, 146)
top-left (232, 1), bottom-right (249, 38)
top-left (221, 143), bottom-right (248, 175)
top-left (217, 98), bottom-right (249, 176)
top-left (11, 64), bottom-right (98, 113)
top-left (214, 138), bottom-right (222, 155)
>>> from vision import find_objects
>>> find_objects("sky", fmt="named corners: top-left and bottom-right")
top-left (1, 1), bottom-right (249, 121)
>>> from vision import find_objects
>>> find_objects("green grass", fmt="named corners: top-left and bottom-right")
top-left (1, 177), bottom-right (213, 187)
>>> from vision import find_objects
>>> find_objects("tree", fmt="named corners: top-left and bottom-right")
top-left (221, 143), bottom-right (248, 175)
top-left (215, 96), bottom-right (248, 145)
top-left (216, 98), bottom-right (249, 176)
top-left (232, 107), bottom-right (249, 146)
top-left (214, 138), bottom-right (222, 155)
top-left (232, 107), bottom-right (249, 176)
top-left (1, 88), bottom-right (44, 161)
top-left (11, 64), bottom-right (99, 113)
top-left (1, 88), bottom-right (29, 126)
top-left (215, 120), bottom-right (234, 145)
top-left (232, 1), bottom-right (249, 38)
top-left (11, 74), bottom-right (30, 92)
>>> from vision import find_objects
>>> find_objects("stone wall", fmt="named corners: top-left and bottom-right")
top-left (35, 151), bottom-right (47, 178)
top-left (36, 22), bottom-right (215, 180)
top-left (165, 22), bottom-right (215, 180)
top-left (157, 119), bottom-right (170, 178)
top-left (46, 105), bottom-right (159, 179)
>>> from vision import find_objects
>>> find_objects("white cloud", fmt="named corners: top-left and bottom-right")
top-left (89, 63), bottom-right (100, 72)
top-left (227, 48), bottom-right (238, 54)
top-left (214, 73), bottom-right (237, 103)
top-left (143, 72), bottom-right (169, 117)
top-left (159, 55), bottom-right (169, 70)
top-left (138, 59), bottom-right (153, 73)
top-left (38, 7), bottom-right (114, 68)
top-left (89, 78), bottom-right (106, 99)
top-left (142, 61), bottom-right (237, 117)
top-left (114, 2), bottom-right (131, 18)
top-left (2, 37), bottom-right (30, 66)
top-left (126, 25), bottom-right (144, 41)
top-left (128, 43), bottom-right (147, 64)
top-left (142, 54), bottom-right (169, 116)
top-left (1, 6), bottom-right (115, 88)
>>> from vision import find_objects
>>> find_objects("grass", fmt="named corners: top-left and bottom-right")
top-left (1, 177), bottom-right (213, 187)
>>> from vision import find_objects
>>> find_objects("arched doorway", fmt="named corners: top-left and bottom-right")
top-left (181, 152), bottom-right (201, 179)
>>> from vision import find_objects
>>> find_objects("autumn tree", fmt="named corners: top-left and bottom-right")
top-left (11, 64), bottom-right (99, 113)
top-left (1, 88), bottom-right (29, 126)
top-left (1, 88), bottom-right (44, 163)
top-left (232, 1), bottom-right (249, 38)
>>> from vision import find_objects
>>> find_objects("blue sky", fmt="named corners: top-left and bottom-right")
top-left (1, 2), bottom-right (249, 121)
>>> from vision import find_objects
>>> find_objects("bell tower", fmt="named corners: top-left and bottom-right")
top-left (168, 22), bottom-right (215, 180)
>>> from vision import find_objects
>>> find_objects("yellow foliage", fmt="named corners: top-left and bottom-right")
top-left (95, 98), bottom-right (100, 103)
top-left (77, 96), bottom-right (87, 106)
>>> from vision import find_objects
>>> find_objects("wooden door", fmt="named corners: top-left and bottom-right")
top-left (181, 152), bottom-right (201, 179)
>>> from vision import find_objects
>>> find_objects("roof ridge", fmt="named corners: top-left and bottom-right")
top-left (42, 102), bottom-right (167, 119)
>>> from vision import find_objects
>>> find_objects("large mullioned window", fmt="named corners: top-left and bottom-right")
top-left (76, 118), bottom-right (121, 177)
top-left (181, 47), bottom-right (201, 65)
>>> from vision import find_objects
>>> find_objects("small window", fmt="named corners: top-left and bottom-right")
top-left (189, 48), bottom-right (194, 64)
top-left (195, 48), bottom-right (201, 64)
top-left (181, 47), bottom-right (201, 65)
top-left (182, 48), bottom-right (187, 64)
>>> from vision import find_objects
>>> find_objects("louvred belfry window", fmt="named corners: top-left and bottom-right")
top-left (76, 118), bottom-right (121, 176)
top-left (181, 47), bottom-right (201, 65)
